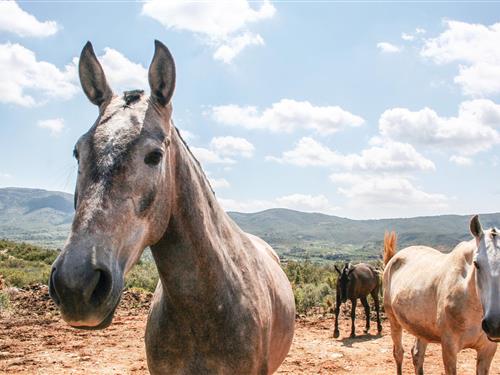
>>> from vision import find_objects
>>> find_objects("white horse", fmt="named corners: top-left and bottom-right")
top-left (384, 215), bottom-right (499, 375)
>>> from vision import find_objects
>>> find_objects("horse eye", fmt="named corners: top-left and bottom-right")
top-left (73, 148), bottom-right (79, 161)
top-left (144, 150), bottom-right (163, 166)
top-left (474, 261), bottom-right (480, 270)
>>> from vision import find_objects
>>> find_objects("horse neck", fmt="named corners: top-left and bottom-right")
top-left (150, 127), bottom-right (240, 304)
top-left (462, 240), bottom-right (480, 305)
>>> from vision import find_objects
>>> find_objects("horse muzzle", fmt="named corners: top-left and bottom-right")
top-left (49, 247), bottom-right (123, 329)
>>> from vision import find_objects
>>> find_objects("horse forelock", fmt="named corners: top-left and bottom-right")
top-left (90, 94), bottom-right (150, 183)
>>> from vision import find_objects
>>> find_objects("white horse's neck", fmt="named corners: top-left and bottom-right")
top-left (458, 240), bottom-right (481, 307)
top-left (150, 128), bottom-right (242, 304)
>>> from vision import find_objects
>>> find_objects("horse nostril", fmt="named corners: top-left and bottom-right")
top-left (90, 269), bottom-right (113, 306)
top-left (49, 268), bottom-right (61, 306)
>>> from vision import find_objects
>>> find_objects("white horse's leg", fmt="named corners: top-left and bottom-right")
top-left (411, 337), bottom-right (428, 375)
top-left (476, 341), bottom-right (496, 375)
top-left (441, 335), bottom-right (459, 375)
top-left (388, 314), bottom-right (404, 375)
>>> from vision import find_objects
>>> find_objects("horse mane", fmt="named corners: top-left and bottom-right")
top-left (172, 123), bottom-right (215, 196)
top-left (383, 231), bottom-right (397, 266)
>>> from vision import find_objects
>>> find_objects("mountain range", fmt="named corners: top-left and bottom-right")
top-left (1, 187), bottom-right (498, 261)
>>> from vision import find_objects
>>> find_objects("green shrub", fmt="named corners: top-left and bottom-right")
top-left (125, 261), bottom-right (159, 292)
top-left (0, 239), bottom-right (58, 264)
top-left (0, 264), bottom-right (51, 287)
top-left (0, 291), bottom-right (9, 311)
top-left (282, 260), bottom-right (341, 314)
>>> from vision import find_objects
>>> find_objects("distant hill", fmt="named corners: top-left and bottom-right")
top-left (0, 188), bottom-right (73, 248)
top-left (0, 187), bottom-right (498, 261)
top-left (231, 209), bottom-right (500, 260)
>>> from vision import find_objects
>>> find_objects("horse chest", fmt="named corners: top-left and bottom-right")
top-left (145, 293), bottom-right (268, 375)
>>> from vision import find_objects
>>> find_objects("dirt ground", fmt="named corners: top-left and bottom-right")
top-left (2, 285), bottom-right (500, 374)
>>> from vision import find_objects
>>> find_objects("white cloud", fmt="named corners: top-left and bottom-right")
top-left (416, 28), bottom-right (426, 34)
top-left (213, 32), bottom-right (264, 63)
top-left (99, 48), bottom-right (148, 92)
top-left (421, 20), bottom-right (500, 96)
top-left (0, 172), bottom-right (12, 179)
top-left (330, 172), bottom-right (449, 217)
top-left (449, 155), bottom-right (473, 166)
top-left (218, 193), bottom-right (337, 213)
top-left (191, 135), bottom-right (255, 166)
top-left (38, 118), bottom-right (64, 136)
top-left (401, 33), bottom-right (415, 41)
top-left (268, 137), bottom-right (435, 172)
top-left (0, 43), bottom-right (148, 107)
top-left (377, 42), bottom-right (401, 53)
top-left (208, 177), bottom-right (230, 189)
top-left (275, 194), bottom-right (337, 213)
top-left (0, 43), bottom-right (78, 106)
top-left (178, 129), bottom-right (195, 141)
top-left (211, 99), bottom-right (364, 134)
top-left (218, 197), bottom-right (273, 213)
top-left (142, 0), bottom-right (275, 63)
top-left (210, 136), bottom-right (255, 158)
top-left (0, 1), bottom-right (59, 38)
top-left (191, 147), bottom-right (235, 165)
top-left (378, 100), bottom-right (500, 156)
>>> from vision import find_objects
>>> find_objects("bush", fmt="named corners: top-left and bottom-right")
top-left (0, 240), bottom-right (55, 287)
top-left (282, 260), bottom-right (340, 314)
top-left (293, 282), bottom-right (334, 314)
top-left (0, 291), bottom-right (9, 311)
top-left (0, 263), bottom-right (51, 287)
top-left (0, 239), bottom-right (58, 265)
top-left (125, 261), bottom-right (159, 292)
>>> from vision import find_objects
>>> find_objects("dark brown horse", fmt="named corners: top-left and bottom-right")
top-left (333, 262), bottom-right (382, 338)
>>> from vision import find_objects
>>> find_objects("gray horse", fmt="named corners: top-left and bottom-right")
top-left (49, 40), bottom-right (295, 375)
top-left (333, 262), bottom-right (382, 338)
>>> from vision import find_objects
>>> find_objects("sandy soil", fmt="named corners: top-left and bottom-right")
top-left (2, 285), bottom-right (500, 374)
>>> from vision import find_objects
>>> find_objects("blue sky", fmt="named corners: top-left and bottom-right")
top-left (0, 1), bottom-right (499, 219)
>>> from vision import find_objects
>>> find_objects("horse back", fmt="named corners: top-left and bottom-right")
top-left (349, 263), bottom-right (380, 298)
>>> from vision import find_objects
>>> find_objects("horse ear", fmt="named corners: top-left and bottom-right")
top-left (334, 265), bottom-right (341, 274)
top-left (79, 41), bottom-right (113, 107)
top-left (148, 40), bottom-right (176, 107)
top-left (470, 215), bottom-right (483, 239)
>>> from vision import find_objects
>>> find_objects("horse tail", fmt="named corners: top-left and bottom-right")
top-left (383, 231), bottom-right (397, 266)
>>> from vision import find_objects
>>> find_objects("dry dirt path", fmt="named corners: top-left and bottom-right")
top-left (2, 285), bottom-right (500, 374)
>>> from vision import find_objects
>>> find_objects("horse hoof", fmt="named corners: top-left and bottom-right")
top-left (350, 333), bottom-right (356, 338)
top-left (333, 330), bottom-right (339, 338)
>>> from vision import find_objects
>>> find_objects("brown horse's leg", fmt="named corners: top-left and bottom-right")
top-left (361, 296), bottom-right (370, 334)
top-left (388, 314), bottom-right (404, 375)
top-left (371, 288), bottom-right (382, 333)
top-left (441, 335), bottom-right (458, 375)
top-left (476, 341), bottom-right (496, 375)
top-left (350, 298), bottom-right (357, 338)
top-left (411, 337), bottom-right (427, 375)
top-left (333, 294), bottom-right (341, 338)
